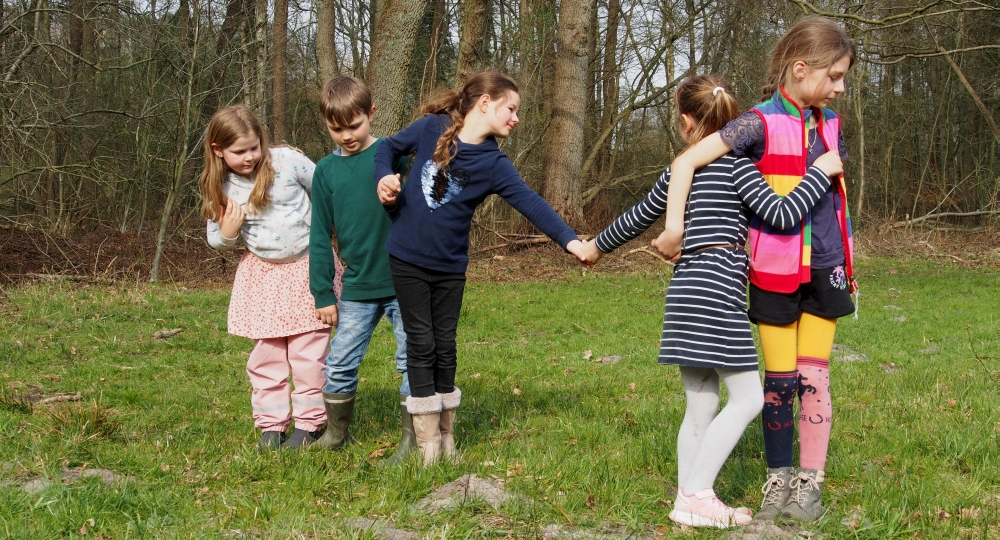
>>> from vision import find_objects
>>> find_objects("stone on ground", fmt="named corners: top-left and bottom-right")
top-left (414, 474), bottom-right (523, 514)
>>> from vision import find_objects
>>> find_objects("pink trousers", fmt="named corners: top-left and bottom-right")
top-left (247, 328), bottom-right (332, 432)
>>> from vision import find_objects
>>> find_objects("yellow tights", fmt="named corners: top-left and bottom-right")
top-left (759, 312), bottom-right (837, 371)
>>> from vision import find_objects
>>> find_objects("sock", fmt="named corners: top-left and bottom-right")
top-left (762, 370), bottom-right (797, 468)
top-left (797, 357), bottom-right (832, 470)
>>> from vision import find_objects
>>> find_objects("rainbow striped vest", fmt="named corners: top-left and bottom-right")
top-left (747, 88), bottom-right (855, 294)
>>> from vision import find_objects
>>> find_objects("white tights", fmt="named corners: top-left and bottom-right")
top-left (676, 367), bottom-right (764, 494)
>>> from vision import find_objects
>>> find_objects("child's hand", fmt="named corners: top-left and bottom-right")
top-left (813, 150), bottom-right (843, 177)
top-left (565, 239), bottom-right (594, 267)
top-left (219, 199), bottom-right (244, 240)
top-left (651, 230), bottom-right (682, 262)
top-left (315, 304), bottom-right (339, 326)
top-left (378, 173), bottom-right (402, 204)
top-left (579, 239), bottom-right (604, 265)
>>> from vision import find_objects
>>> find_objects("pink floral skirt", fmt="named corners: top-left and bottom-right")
top-left (228, 251), bottom-right (342, 339)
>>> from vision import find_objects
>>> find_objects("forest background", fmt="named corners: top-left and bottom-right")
top-left (0, 0), bottom-right (998, 282)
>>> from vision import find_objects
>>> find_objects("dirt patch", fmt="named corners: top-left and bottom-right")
top-left (541, 522), bottom-right (663, 539)
top-left (414, 474), bottom-right (526, 514)
top-left (723, 520), bottom-right (801, 540)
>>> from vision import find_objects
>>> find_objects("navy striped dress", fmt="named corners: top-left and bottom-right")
top-left (595, 154), bottom-right (832, 370)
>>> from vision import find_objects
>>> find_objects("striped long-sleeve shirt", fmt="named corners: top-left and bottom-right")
top-left (595, 154), bottom-right (832, 255)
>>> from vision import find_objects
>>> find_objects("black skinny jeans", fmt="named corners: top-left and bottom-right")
top-left (389, 256), bottom-right (466, 398)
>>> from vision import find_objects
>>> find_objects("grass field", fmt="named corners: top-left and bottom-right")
top-left (0, 257), bottom-right (998, 539)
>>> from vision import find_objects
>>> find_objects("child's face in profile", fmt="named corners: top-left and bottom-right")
top-left (484, 91), bottom-right (520, 139)
top-left (213, 133), bottom-right (262, 176)
top-left (326, 108), bottom-right (376, 156)
top-left (795, 54), bottom-right (851, 109)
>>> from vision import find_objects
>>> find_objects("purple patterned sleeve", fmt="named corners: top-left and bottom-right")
top-left (720, 111), bottom-right (766, 161)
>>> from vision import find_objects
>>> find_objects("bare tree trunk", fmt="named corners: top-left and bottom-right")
top-left (316, 0), bottom-right (339, 82)
top-left (542, 0), bottom-right (592, 224)
top-left (151, 0), bottom-right (201, 282)
top-left (202, 0), bottom-right (246, 119)
top-left (455, 0), bottom-right (487, 85)
top-left (366, 0), bottom-right (427, 136)
top-left (272, 0), bottom-right (288, 141)
top-left (253, 0), bottom-right (269, 123)
top-left (419, 0), bottom-right (446, 98)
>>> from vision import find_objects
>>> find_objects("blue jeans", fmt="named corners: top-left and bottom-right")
top-left (323, 297), bottom-right (409, 395)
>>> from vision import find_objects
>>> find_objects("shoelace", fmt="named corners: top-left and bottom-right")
top-left (760, 473), bottom-right (786, 507)
top-left (788, 472), bottom-right (820, 505)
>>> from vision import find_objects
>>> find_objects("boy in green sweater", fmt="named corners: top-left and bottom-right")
top-left (307, 76), bottom-right (412, 463)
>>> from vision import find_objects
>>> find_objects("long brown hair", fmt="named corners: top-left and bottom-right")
top-left (675, 74), bottom-right (741, 147)
top-left (420, 70), bottom-right (519, 170)
top-left (762, 16), bottom-right (856, 100)
top-left (198, 105), bottom-right (276, 221)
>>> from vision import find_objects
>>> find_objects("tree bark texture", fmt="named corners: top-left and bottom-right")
top-left (271, 0), bottom-right (288, 141)
top-left (542, 0), bottom-right (592, 224)
top-left (316, 0), bottom-right (338, 82)
top-left (455, 0), bottom-right (488, 85)
top-left (366, 0), bottom-right (427, 137)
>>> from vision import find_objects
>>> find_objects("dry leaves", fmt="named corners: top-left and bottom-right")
top-left (582, 350), bottom-right (593, 360)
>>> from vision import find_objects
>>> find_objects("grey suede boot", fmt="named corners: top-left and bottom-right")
top-left (438, 387), bottom-right (461, 460)
top-left (781, 468), bottom-right (825, 521)
top-left (754, 467), bottom-right (794, 521)
top-left (311, 391), bottom-right (355, 450)
top-left (378, 395), bottom-right (417, 467)
top-left (406, 394), bottom-right (442, 466)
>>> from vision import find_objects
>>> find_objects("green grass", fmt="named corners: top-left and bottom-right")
top-left (0, 258), bottom-right (998, 538)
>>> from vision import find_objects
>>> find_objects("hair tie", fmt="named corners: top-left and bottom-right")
top-left (713, 86), bottom-right (726, 96)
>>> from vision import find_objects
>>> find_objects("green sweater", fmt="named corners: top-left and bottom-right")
top-left (309, 139), bottom-right (395, 308)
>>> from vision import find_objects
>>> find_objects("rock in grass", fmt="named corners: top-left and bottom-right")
top-left (22, 477), bottom-right (55, 495)
top-left (153, 328), bottom-right (183, 339)
top-left (723, 520), bottom-right (799, 540)
top-left (831, 344), bottom-right (869, 363)
top-left (542, 522), bottom-right (659, 539)
top-left (61, 466), bottom-right (126, 485)
top-left (342, 518), bottom-right (417, 540)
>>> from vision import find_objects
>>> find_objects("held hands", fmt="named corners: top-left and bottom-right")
top-left (565, 239), bottom-right (594, 267)
top-left (219, 199), bottom-right (245, 240)
top-left (651, 230), bottom-right (682, 262)
top-left (377, 173), bottom-right (402, 205)
top-left (813, 150), bottom-right (843, 177)
top-left (578, 239), bottom-right (604, 266)
top-left (315, 304), bottom-right (339, 326)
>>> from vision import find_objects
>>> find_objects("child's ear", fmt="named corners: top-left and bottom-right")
top-left (210, 143), bottom-right (224, 159)
top-left (791, 60), bottom-right (808, 81)
top-left (368, 106), bottom-right (376, 120)
top-left (478, 94), bottom-right (490, 112)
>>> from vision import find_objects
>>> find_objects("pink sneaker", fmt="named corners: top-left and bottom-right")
top-left (669, 488), bottom-right (753, 528)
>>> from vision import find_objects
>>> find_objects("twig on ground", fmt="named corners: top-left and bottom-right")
top-left (38, 393), bottom-right (82, 404)
top-left (624, 247), bottom-right (671, 264)
top-left (572, 322), bottom-right (596, 336)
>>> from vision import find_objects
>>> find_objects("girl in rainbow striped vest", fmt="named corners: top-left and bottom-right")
top-left (660, 17), bottom-right (857, 522)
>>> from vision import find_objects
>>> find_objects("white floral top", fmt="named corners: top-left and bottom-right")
top-left (206, 146), bottom-right (316, 261)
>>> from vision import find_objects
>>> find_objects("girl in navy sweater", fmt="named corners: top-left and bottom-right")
top-left (375, 71), bottom-right (587, 466)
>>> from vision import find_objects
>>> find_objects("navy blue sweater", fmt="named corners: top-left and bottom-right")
top-left (374, 114), bottom-right (579, 273)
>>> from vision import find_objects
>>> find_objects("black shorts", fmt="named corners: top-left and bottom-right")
top-left (748, 265), bottom-right (855, 325)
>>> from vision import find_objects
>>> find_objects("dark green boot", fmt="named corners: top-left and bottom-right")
top-left (311, 391), bottom-right (355, 450)
top-left (378, 395), bottom-right (417, 467)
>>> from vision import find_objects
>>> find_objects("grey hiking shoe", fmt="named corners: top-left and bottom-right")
top-left (781, 468), bottom-right (825, 522)
top-left (755, 467), bottom-right (794, 521)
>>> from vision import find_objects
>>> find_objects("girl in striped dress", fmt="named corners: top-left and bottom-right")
top-left (580, 75), bottom-right (843, 528)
